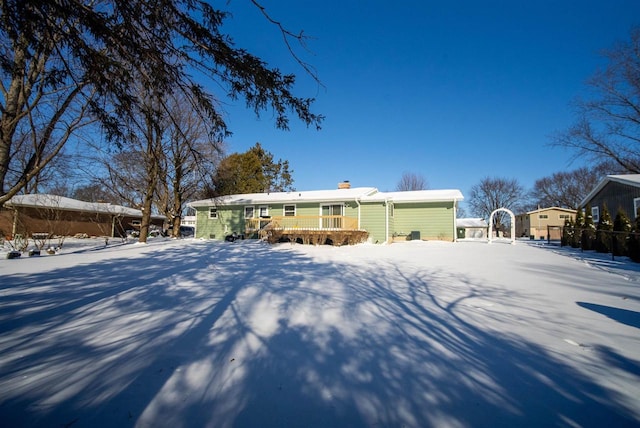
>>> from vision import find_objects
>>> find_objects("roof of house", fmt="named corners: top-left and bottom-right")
top-left (188, 187), bottom-right (464, 207)
top-left (522, 206), bottom-right (576, 215)
top-left (362, 189), bottom-right (464, 203)
top-left (6, 194), bottom-right (165, 219)
top-left (456, 218), bottom-right (488, 228)
top-left (580, 174), bottom-right (640, 207)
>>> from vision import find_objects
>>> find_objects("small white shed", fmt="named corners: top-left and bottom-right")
top-left (456, 218), bottom-right (488, 240)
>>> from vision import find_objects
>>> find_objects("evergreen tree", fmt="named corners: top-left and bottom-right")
top-left (209, 143), bottom-right (294, 196)
top-left (595, 204), bottom-right (613, 253)
top-left (628, 212), bottom-right (640, 262)
top-left (582, 203), bottom-right (595, 251)
top-left (561, 218), bottom-right (574, 247)
top-left (613, 209), bottom-right (632, 256)
top-left (572, 207), bottom-right (584, 248)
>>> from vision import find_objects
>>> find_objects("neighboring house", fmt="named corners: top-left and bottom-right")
top-left (1, 194), bottom-right (165, 238)
top-left (515, 207), bottom-right (576, 240)
top-left (456, 218), bottom-right (488, 239)
top-left (181, 215), bottom-right (196, 226)
top-left (188, 182), bottom-right (464, 244)
top-left (580, 174), bottom-right (640, 222)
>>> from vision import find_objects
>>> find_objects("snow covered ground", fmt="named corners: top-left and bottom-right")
top-left (1, 238), bottom-right (639, 427)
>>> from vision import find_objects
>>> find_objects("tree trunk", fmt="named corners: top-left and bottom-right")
top-left (138, 193), bottom-right (154, 244)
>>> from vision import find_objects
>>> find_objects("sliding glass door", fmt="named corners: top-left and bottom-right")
top-left (321, 204), bottom-right (343, 229)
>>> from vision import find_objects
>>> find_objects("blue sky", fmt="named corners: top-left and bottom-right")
top-left (217, 1), bottom-right (640, 203)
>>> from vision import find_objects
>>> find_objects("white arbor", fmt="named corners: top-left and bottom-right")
top-left (488, 208), bottom-right (516, 245)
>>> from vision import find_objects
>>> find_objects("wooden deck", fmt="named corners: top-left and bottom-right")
top-left (245, 215), bottom-right (369, 245)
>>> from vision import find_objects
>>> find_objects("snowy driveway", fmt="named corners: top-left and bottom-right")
top-left (1, 239), bottom-right (639, 427)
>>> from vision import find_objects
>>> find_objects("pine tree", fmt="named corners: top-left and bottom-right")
top-left (613, 209), bottom-right (632, 256)
top-left (595, 204), bottom-right (613, 253)
top-left (628, 212), bottom-right (640, 262)
top-left (208, 143), bottom-right (294, 196)
top-left (572, 208), bottom-right (584, 248)
top-left (561, 218), bottom-right (574, 247)
top-left (582, 203), bottom-right (595, 251)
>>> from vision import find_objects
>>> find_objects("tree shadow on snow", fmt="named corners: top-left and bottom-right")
top-left (526, 241), bottom-right (640, 283)
top-left (577, 302), bottom-right (640, 329)
top-left (0, 241), bottom-right (638, 428)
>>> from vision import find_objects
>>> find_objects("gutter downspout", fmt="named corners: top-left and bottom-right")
top-left (355, 198), bottom-right (361, 229)
top-left (453, 198), bottom-right (457, 242)
top-left (385, 198), bottom-right (390, 244)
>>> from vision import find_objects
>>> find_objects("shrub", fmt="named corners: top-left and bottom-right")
top-left (613, 209), bottom-right (631, 256)
top-left (561, 218), bottom-right (574, 247)
top-left (595, 204), bottom-right (612, 253)
top-left (581, 203), bottom-right (595, 251)
top-left (572, 208), bottom-right (584, 248)
top-left (628, 214), bottom-right (640, 263)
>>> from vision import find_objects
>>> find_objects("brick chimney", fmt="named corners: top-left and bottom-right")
top-left (338, 180), bottom-right (351, 189)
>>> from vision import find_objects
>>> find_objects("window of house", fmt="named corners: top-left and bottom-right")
top-left (592, 206), bottom-right (600, 223)
top-left (559, 214), bottom-right (570, 219)
top-left (634, 197), bottom-right (640, 218)
top-left (539, 214), bottom-right (548, 219)
top-left (209, 207), bottom-right (217, 219)
top-left (284, 205), bottom-right (296, 216)
top-left (259, 206), bottom-right (269, 217)
top-left (244, 206), bottom-right (254, 219)
top-left (390, 203), bottom-right (394, 218)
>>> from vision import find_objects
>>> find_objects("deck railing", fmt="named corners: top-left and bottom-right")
top-left (245, 215), bottom-right (359, 233)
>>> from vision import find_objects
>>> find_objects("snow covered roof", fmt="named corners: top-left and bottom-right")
top-left (456, 218), bottom-right (488, 228)
top-left (188, 187), bottom-right (464, 207)
top-left (6, 194), bottom-right (165, 218)
top-left (580, 174), bottom-right (640, 207)
top-left (189, 187), bottom-right (378, 207)
top-left (362, 189), bottom-right (464, 203)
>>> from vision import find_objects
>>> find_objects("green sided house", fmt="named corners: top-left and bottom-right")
top-left (188, 182), bottom-right (464, 244)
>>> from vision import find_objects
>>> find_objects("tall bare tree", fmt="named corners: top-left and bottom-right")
top-left (102, 91), bottom-right (166, 243)
top-left (156, 95), bottom-right (223, 238)
top-left (99, 89), bottom-right (223, 242)
top-left (553, 26), bottom-right (640, 172)
top-left (0, 19), bottom-right (96, 206)
top-left (531, 162), bottom-right (623, 209)
top-left (1, 0), bottom-right (323, 209)
top-left (396, 172), bottom-right (428, 191)
top-left (468, 177), bottom-right (527, 234)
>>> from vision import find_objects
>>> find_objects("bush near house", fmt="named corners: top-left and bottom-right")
top-left (613, 209), bottom-right (632, 257)
top-left (561, 218), bottom-right (574, 247)
top-left (581, 203), bottom-right (595, 251)
top-left (571, 208), bottom-right (584, 248)
top-left (594, 204), bottom-right (612, 253)
top-left (629, 214), bottom-right (640, 263)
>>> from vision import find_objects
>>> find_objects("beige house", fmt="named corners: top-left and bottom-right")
top-left (515, 207), bottom-right (576, 240)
